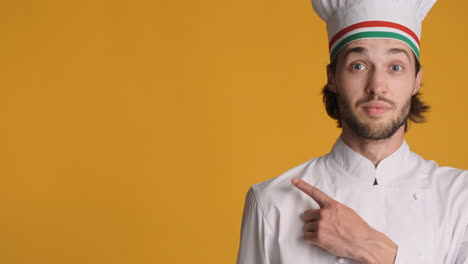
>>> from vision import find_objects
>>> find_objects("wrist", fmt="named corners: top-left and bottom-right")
top-left (353, 230), bottom-right (397, 264)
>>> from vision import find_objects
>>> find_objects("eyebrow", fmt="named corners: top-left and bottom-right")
top-left (342, 47), bottom-right (367, 61)
top-left (388, 48), bottom-right (411, 60)
top-left (340, 46), bottom-right (413, 63)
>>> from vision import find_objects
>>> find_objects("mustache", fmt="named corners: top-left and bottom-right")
top-left (354, 95), bottom-right (396, 108)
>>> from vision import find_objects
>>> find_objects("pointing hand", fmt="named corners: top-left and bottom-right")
top-left (291, 178), bottom-right (397, 264)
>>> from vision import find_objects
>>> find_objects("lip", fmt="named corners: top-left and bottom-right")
top-left (361, 102), bottom-right (392, 116)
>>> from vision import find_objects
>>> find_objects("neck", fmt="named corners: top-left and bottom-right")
top-left (340, 125), bottom-right (405, 167)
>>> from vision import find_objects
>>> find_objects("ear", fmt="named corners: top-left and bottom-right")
top-left (326, 65), bottom-right (337, 93)
top-left (413, 66), bottom-right (423, 95)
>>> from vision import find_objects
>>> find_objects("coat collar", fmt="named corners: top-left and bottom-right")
top-left (328, 136), bottom-right (411, 186)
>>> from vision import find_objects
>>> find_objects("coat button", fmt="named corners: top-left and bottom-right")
top-left (413, 192), bottom-right (422, 200)
top-left (337, 257), bottom-right (345, 264)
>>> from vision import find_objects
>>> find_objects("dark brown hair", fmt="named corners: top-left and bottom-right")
top-left (322, 55), bottom-right (430, 129)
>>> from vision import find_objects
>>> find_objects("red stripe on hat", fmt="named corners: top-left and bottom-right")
top-left (328, 21), bottom-right (420, 50)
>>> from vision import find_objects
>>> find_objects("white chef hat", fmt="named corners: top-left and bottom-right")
top-left (312, 0), bottom-right (437, 61)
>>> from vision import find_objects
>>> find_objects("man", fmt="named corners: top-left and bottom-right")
top-left (237, 0), bottom-right (468, 263)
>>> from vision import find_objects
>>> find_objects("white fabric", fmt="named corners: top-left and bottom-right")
top-left (237, 137), bottom-right (468, 264)
top-left (311, 0), bottom-right (437, 41)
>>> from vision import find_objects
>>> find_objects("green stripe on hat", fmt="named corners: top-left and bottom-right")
top-left (330, 31), bottom-right (420, 61)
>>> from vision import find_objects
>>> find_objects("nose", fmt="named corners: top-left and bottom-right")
top-left (365, 68), bottom-right (388, 96)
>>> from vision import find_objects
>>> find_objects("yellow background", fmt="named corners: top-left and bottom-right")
top-left (1, 0), bottom-right (467, 263)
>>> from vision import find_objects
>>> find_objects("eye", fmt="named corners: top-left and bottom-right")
top-left (351, 63), bottom-right (366, 71)
top-left (391, 65), bottom-right (403, 71)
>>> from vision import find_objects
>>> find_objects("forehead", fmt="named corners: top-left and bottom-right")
top-left (337, 38), bottom-right (415, 61)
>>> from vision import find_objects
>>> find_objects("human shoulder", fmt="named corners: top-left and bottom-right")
top-left (411, 149), bottom-right (468, 182)
top-left (249, 155), bottom-right (331, 213)
top-left (430, 162), bottom-right (468, 191)
top-left (410, 150), bottom-right (468, 202)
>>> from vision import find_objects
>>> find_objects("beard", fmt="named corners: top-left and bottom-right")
top-left (338, 93), bottom-right (411, 140)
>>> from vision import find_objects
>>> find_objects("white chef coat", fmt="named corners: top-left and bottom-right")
top-left (237, 137), bottom-right (468, 264)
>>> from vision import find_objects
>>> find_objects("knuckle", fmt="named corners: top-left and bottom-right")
top-left (304, 209), bottom-right (315, 215)
top-left (330, 201), bottom-right (340, 210)
top-left (334, 202), bottom-right (352, 214)
top-left (304, 232), bottom-right (318, 244)
top-left (301, 211), bottom-right (311, 221)
top-left (315, 230), bottom-right (325, 242)
top-left (303, 209), bottom-right (320, 221)
top-left (316, 220), bottom-right (324, 230)
top-left (319, 209), bottom-right (330, 218)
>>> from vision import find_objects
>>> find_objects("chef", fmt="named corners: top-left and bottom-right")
top-left (237, 0), bottom-right (468, 263)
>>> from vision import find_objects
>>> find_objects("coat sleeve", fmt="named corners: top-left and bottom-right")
top-left (455, 225), bottom-right (468, 264)
top-left (237, 186), bottom-right (274, 264)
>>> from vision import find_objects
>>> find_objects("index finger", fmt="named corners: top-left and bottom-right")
top-left (291, 178), bottom-right (331, 208)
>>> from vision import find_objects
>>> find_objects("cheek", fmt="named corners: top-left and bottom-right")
top-left (337, 80), bottom-right (366, 101)
top-left (390, 89), bottom-right (414, 109)
top-left (337, 89), bottom-right (362, 110)
top-left (389, 79), bottom-right (416, 98)
top-left (337, 73), bottom-right (367, 91)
